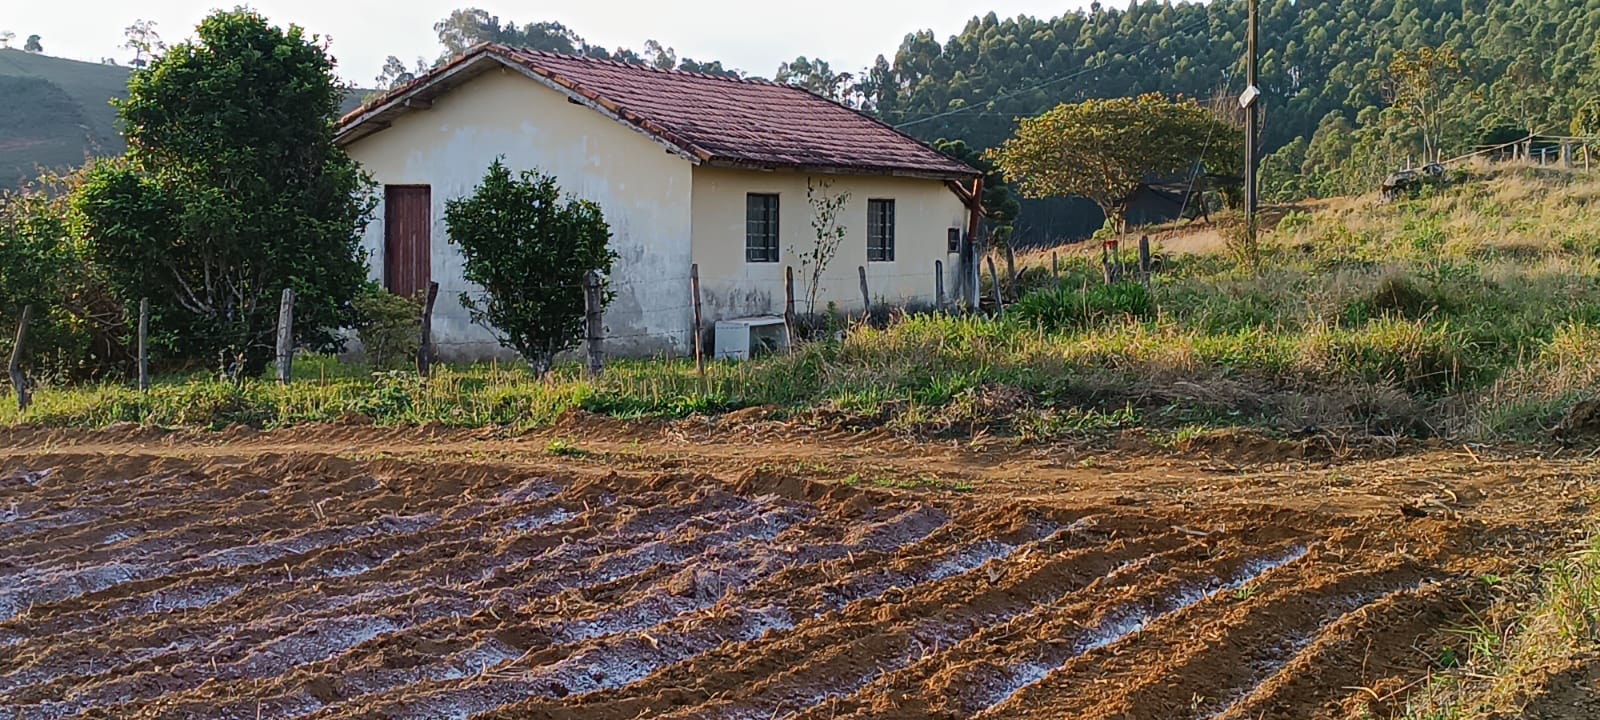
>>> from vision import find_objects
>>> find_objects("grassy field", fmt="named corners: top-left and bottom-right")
top-left (5, 163), bottom-right (1600, 443)
top-left (1401, 527), bottom-right (1600, 719)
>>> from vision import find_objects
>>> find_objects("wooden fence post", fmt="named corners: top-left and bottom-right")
top-left (137, 298), bottom-right (150, 393)
top-left (986, 256), bottom-right (1003, 314)
top-left (1004, 242), bottom-right (1017, 291)
top-left (858, 265), bottom-right (871, 321)
top-left (275, 288), bottom-right (294, 385)
top-left (1138, 235), bottom-right (1153, 284)
top-left (8, 306), bottom-right (30, 413)
top-left (418, 281), bottom-right (439, 378)
top-left (1051, 251), bottom-right (1059, 280)
top-left (690, 263), bottom-right (705, 386)
top-left (784, 265), bottom-right (797, 351)
top-left (583, 270), bottom-right (604, 379)
top-left (934, 259), bottom-right (946, 312)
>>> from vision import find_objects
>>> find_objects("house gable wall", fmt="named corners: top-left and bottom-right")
top-left (344, 68), bottom-right (696, 360)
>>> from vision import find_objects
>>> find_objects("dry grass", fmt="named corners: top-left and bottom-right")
top-left (5, 164), bottom-right (1600, 442)
top-left (1400, 528), bottom-right (1600, 719)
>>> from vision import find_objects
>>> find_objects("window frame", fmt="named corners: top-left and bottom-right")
top-left (867, 198), bottom-right (896, 263)
top-left (745, 193), bottom-right (781, 263)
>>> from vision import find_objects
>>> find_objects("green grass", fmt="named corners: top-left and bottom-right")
top-left (5, 165), bottom-right (1600, 442)
top-left (1400, 529), bottom-right (1600, 719)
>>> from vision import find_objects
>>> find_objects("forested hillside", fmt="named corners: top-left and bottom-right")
top-left (8, 1), bottom-right (1600, 238)
top-left (421, 1), bottom-right (1600, 241)
top-left (858, 0), bottom-right (1600, 238)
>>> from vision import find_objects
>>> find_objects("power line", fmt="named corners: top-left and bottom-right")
top-left (892, 15), bottom-right (1216, 130)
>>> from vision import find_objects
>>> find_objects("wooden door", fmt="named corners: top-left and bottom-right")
top-left (384, 185), bottom-right (431, 298)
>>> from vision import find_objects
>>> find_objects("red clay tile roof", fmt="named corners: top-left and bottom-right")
top-left (339, 44), bottom-right (979, 180)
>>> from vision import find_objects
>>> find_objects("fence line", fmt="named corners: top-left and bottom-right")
top-left (8, 253), bottom-right (1056, 394)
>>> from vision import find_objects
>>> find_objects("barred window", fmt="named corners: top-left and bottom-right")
top-left (867, 199), bottom-right (895, 262)
top-left (746, 193), bottom-right (780, 262)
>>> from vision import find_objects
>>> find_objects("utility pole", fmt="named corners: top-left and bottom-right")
top-left (1243, 0), bottom-right (1260, 232)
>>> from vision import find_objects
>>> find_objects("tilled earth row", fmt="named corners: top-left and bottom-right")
top-left (0, 450), bottom-right (1531, 719)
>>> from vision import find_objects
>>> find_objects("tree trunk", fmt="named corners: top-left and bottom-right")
top-left (528, 352), bottom-right (553, 378)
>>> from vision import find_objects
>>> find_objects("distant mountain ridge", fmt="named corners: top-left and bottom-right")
top-left (0, 49), bottom-right (129, 188)
top-left (0, 48), bottom-right (368, 189)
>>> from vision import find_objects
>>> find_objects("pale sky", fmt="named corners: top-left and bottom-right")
top-left (5, 1), bottom-right (1101, 85)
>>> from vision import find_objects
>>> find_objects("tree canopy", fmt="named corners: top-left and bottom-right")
top-left (990, 94), bottom-right (1238, 231)
top-left (413, 0), bottom-right (1600, 239)
top-left (74, 8), bottom-right (373, 377)
top-left (444, 159), bottom-right (615, 375)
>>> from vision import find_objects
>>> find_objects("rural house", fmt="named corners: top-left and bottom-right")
top-left (337, 44), bottom-right (982, 360)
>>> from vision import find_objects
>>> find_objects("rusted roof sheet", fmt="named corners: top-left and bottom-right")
top-left (339, 44), bottom-right (979, 180)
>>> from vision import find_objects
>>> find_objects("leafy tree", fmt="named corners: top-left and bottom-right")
top-left (989, 93), bottom-right (1238, 232)
top-left (74, 9), bottom-right (374, 378)
top-left (374, 55), bottom-right (430, 91)
top-left (775, 56), bottom-right (855, 104)
top-left (1260, 136), bottom-right (1308, 203)
top-left (0, 170), bottom-right (127, 379)
top-left (434, 8), bottom-right (584, 61)
top-left (1374, 46), bottom-right (1476, 164)
top-left (444, 159), bottom-right (614, 375)
top-left (122, 20), bottom-right (163, 68)
top-left (642, 40), bottom-right (677, 71)
top-left (23, 34), bottom-right (41, 53)
top-left (0, 31), bottom-right (14, 49)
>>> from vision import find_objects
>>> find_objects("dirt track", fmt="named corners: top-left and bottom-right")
top-left (0, 422), bottom-right (1593, 719)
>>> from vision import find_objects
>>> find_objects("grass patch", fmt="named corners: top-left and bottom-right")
top-left (6, 166), bottom-right (1600, 442)
top-left (544, 438), bottom-right (587, 458)
top-left (1401, 529), bottom-right (1600, 719)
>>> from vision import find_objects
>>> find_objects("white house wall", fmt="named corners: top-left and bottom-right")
top-left (345, 69), bottom-right (696, 360)
top-left (689, 166), bottom-right (969, 321)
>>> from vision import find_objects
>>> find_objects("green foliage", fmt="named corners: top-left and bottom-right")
top-left (1260, 137), bottom-right (1309, 203)
top-left (989, 93), bottom-right (1238, 230)
top-left (1011, 281), bottom-right (1154, 333)
top-left (0, 171), bottom-right (126, 380)
top-left (352, 286), bottom-right (421, 370)
top-left (73, 9), bottom-right (374, 379)
top-left (1374, 46), bottom-right (1474, 165)
top-left (444, 158), bottom-right (615, 375)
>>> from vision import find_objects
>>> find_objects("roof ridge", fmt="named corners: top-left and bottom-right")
top-left (492, 44), bottom-right (780, 87)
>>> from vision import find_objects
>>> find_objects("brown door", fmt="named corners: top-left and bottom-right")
top-left (384, 185), bottom-right (431, 298)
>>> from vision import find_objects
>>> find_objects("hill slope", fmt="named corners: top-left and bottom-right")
top-left (0, 49), bottom-right (129, 187)
top-left (0, 48), bottom-right (369, 189)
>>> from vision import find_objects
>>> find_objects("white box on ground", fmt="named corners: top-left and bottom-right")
top-left (714, 316), bottom-right (789, 361)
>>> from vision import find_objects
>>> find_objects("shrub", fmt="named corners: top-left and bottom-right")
top-left (1299, 318), bottom-right (1470, 394)
top-left (0, 172), bottom-right (128, 381)
top-left (352, 287), bottom-right (421, 370)
top-left (1012, 281), bottom-right (1154, 332)
top-left (444, 159), bottom-right (615, 375)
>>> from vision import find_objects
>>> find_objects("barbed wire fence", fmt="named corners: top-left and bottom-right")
top-left (5, 257), bottom-right (1031, 408)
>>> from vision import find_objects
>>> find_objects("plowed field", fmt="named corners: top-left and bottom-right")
top-left (0, 424), bottom-right (1591, 719)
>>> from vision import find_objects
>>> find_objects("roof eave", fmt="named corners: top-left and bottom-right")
top-left (701, 157), bottom-right (980, 182)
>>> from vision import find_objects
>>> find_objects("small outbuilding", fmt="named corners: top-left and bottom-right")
top-left (337, 44), bottom-right (982, 359)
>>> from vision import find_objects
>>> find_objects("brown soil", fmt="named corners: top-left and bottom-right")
top-left (0, 421), bottom-right (1594, 719)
